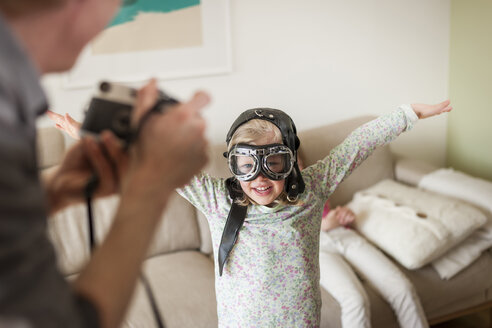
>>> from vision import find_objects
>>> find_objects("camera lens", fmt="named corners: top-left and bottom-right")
top-left (100, 82), bottom-right (111, 93)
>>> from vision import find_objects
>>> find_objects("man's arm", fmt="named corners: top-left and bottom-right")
top-left (56, 81), bottom-right (209, 328)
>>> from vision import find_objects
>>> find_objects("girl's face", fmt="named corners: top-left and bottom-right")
top-left (238, 134), bottom-right (285, 206)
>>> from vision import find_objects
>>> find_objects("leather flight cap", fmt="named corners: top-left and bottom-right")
top-left (218, 108), bottom-right (305, 276)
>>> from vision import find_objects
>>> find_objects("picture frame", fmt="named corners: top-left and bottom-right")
top-left (63, 0), bottom-right (231, 89)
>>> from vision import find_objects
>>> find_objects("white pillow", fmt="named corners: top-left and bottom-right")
top-left (48, 196), bottom-right (119, 276)
top-left (348, 179), bottom-right (487, 270)
top-left (419, 168), bottom-right (492, 279)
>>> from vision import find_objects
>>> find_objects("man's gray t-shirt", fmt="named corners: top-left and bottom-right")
top-left (0, 13), bottom-right (98, 327)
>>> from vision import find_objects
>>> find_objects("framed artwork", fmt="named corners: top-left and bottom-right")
top-left (63, 0), bottom-right (231, 89)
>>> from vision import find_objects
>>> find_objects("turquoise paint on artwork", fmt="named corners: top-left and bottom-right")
top-left (110, 0), bottom-right (200, 28)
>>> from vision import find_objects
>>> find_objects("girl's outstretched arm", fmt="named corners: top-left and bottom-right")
top-left (305, 100), bottom-right (452, 199)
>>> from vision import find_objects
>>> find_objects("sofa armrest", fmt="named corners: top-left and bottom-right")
top-left (394, 157), bottom-right (439, 186)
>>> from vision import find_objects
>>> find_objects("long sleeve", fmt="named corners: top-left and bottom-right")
top-left (303, 105), bottom-right (418, 200)
top-left (176, 173), bottom-right (231, 224)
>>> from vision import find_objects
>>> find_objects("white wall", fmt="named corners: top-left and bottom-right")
top-left (40, 0), bottom-right (451, 166)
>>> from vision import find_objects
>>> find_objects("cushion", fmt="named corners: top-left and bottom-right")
top-left (48, 192), bottom-right (201, 276)
top-left (401, 252), bottom-right (492, 320)
top-left (143, 251), bottom-right (218, 328)
top-left (348, 179), bottom-right (487, 269)
top-left (419, 168), bottom-right (492, 279)
top-left (36, 127), bottom-right (65, 169)
top-left (48, 196), bottom-right (119, 276)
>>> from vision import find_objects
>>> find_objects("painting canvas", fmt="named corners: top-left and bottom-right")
top-left (64, 0), bottom-right (230, 88)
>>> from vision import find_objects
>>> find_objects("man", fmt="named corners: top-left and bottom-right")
top-left (0, 0), bottom-right (209, 327)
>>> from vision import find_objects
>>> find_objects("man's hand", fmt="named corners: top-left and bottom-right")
top-left (45, 131), bottom-right (126, 214)
top-left (123, 79), bottom-right (209, 202)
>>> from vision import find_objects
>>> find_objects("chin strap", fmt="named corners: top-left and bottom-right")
top-left (285, 160), bottom-right (305, 202)
top-left (218, 178), bottom-right (248, 276)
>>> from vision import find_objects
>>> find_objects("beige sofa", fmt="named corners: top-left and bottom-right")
top-left (37, 116), bottom-right (492, 328)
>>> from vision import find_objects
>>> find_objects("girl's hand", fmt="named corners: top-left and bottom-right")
top-left (334, 206), bottom-right (356, 226)
top-left (47, 110), bottom-right (81, 140)
top-left (411, 100), bottom-right (452, 119)
top-left (321, 208), bottom-right (341, 232)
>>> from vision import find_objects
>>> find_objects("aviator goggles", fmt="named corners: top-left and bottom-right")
top-left (227, 143), bottom-right (295, 181)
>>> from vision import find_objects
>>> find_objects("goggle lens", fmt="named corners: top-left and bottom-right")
top-left (231, 155), bottom-right (256, 176)
top-left (264, 153), bottom-right (292, 174)
top-left (228, 144), bottom-right (294, 181)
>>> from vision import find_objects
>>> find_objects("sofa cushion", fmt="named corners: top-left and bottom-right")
top-left (431, 217), bottom-right (492, 280)
top-left (143, 251), bottom-right (217, 328)
top-left (419, 168), bottom-right (492, 279)
top-left (148, 192), bottom-right (201, 257)
top-left (403, 250), bottom-right (492, 320)
top-left (196, 211), bottom-right (213, 255)
top-left (48, 196), bottom-right (119, 275)
top-left (36, 127), bottom-right (65, 169)
top-left (349, 180), bottom-right (487, 269)
top-left (66, 273), bottom-right (159, 328)
top-left (48, 193), bottom-right (201, 276)
top-left (121, 280), bottom-right (160, 328)
top-left (419, 168), bottom-right (492, 214)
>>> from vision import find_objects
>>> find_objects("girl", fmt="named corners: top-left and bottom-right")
top-left (175, 102), bottom-right (450, 327)
top-left (50, 98), bottom-right (451, 327)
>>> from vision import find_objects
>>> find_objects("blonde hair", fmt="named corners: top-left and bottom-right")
top-left (228, 119), bottom-right (282, 151)
top-left (228, 119), bottom-right (298, 206)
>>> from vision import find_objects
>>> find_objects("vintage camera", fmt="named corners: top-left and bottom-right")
top-left (80, 81), bottom-right (178, 143)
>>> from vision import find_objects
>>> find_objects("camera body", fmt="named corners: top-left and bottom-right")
top-left (81, 81), bottom-right (178, 143)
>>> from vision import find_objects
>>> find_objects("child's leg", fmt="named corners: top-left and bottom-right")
top-left (333, 229), bottom-right (429, 328)
top-left (319, 235), bottom-right (371, 328)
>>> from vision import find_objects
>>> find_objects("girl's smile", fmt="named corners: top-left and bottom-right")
top-left (239, 175), bottom-right (285, 206)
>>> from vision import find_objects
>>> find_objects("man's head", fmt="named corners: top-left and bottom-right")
top-left (1, 0), bottom-right (121, 73)
top-left (0, 0), bottom-right (65, 18)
